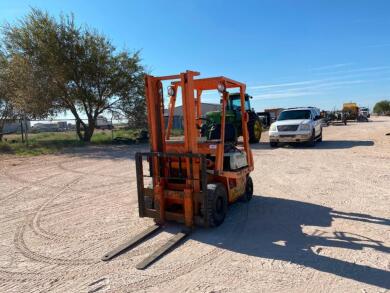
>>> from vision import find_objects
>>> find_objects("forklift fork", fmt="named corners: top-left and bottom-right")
top-left (136, 228), bottom-right (190, 270)
top-left (101, 224), bottom-right (190, 270)
top-left (101, 224), bottom-right (161, 261)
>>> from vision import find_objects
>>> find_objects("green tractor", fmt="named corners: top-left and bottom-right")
top-left (200, 93), bottom-right (262, 143)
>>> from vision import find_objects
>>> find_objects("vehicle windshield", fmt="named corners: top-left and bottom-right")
top-left (278, 110), bottom-right (311, 121)
top-left (230, 96), bottom-right (250, 111)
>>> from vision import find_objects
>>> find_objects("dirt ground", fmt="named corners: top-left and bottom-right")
top-left (1, 117), bottom-right (389, 293)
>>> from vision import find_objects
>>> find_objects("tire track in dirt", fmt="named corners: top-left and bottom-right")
top-left (1, 161), bottom-right (63, 185)
top-left (0, 269), bottom-right (40, 282)
top-left (2, 163), bottom-right (131, 191)
top-left (0, 186), bottom-right (30, 203)
top-left (0, 172), bottom-right (64, 205)
top-left (0, 173), bottom-right (72, 228)
top-left (14, 223), bottom-right (96, 266)
top-left (30, 177), bottom-right (86, 240)
top-left (14, 173), bottom-right (162, 266)
top-left (12, 176), bottom-right (99, 266)
top-left (57, 160), bottom-right (129, 179)
top-left (31, 185), bottom-right (136, 242)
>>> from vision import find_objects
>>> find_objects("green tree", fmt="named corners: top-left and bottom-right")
top-left (0, 97), bottom-right (13, 141)
top-left (3, 9), bottom-right (145, 141)
top-left (6, 54), bottom-right (57, 119)
top-left (0, 52), bottom-right (14, 141)
top-left (373, 100), bottom-right (390, 115)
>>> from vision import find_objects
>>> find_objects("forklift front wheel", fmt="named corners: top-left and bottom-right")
top-left (203, 183), bottom-right (228, 227)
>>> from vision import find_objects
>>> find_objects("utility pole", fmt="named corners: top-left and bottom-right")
top-left (20, 118), bottom-right (25, 143)
top-left (24, 115), bottom-right (29, 146)
top-left (111, 113), bottom-right (114, 141)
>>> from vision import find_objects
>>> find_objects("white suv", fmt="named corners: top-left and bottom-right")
top-left (269, 107), bottom-right (322, 147)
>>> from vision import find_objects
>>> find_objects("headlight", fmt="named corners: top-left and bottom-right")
top-left (217, 82), bottom-right (226, 93)
top-left (270, 123), bottom-right (277, 131)
top-left (167, 86), bottom-right (175, 96)
top-left (299, 124), bottom-right (311, 131)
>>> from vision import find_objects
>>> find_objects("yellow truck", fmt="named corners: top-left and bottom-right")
top-left (342, 103), bottom-right (359, 120)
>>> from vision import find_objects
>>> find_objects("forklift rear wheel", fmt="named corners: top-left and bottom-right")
top-left (203, 183), bottom-right (228, 227)
top-left (241, 176), bottom-right (253, 202)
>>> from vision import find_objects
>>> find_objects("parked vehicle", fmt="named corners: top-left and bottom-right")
top-left (324, 111), bottom-right (347, 125)
top-left (96, 115), bottom-right (113, 130)
top-left (358, 107), bottom-right (370, 122)
top-left (359, 107), bottom-right (370, 118)
top-left (342, 102), bottom-right (359, 120)
top-left (257, 111), bottom-right (272, 128)
top-left (269, 107), bottom-right (322, 147)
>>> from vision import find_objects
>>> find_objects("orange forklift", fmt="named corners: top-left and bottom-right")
top-left (102, 70), bottom-right (255, 269)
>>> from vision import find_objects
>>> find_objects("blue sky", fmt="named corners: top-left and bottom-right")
top-left (1, 0), bottom-right (390, 113)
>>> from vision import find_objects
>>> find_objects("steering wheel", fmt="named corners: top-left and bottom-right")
top-left (196, 117), bottom-right (215, 126)
top-left (196, 118), bottom-right (216, 134)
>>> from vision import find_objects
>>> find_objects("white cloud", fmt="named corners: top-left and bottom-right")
top-left (249, 79), bottom-right (325, 90)
top-left (246, 64), bottom-right (390, 103)
top-left (313, 66), bottom-right (390, 77)
top-left (252, 91), bottom-right (319, 101)
top-left (365, 43), bottom-right (390, 48)
top-left (311, 63), bottom-right (354, 71)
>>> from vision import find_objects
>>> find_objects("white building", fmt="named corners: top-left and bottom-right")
top-left (2, 119), bottom-right (31, 134)
top-left (164, 103), bottom-right (220, 129)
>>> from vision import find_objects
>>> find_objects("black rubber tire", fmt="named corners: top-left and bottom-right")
top-left (270, 141), bottom-right (278, 148)
top-left (241, 176), bottom-right (253, 202)
top-left (317, 130), bottom-right (323, 142)
top-left (307, 130), bottom-right (316, 147)
top-left (248, 118), bottom-right (262, 143)
top-left (203, 183), bottom-right (228, 227)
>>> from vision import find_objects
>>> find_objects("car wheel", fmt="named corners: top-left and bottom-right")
top-left (317, 129), bottom-right (323, 142)
top-left (307, 130), bottom-right (316, 147)
top-left (270, 141), bottom-right (278, 148)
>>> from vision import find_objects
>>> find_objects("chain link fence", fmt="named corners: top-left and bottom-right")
top-left (0, 117), bottom-right (149, 155)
